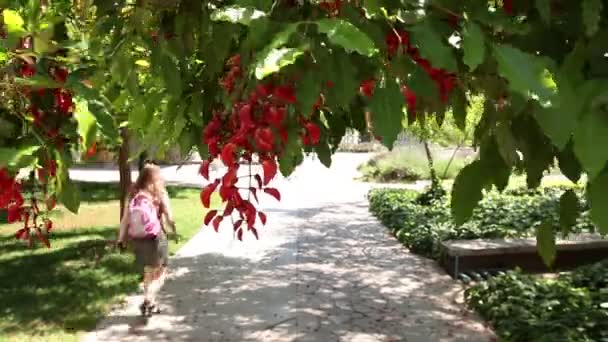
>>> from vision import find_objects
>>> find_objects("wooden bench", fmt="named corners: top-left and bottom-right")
top-left (439, 233), bottom-right (608, 278)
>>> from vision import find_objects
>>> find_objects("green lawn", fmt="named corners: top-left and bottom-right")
top-left (0, 182), bottom-right (216, 341)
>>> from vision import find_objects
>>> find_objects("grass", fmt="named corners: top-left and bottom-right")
top-left (0, 182), bottom-right (216, 341)
top-left (358, 147), bottom-right (474, 183)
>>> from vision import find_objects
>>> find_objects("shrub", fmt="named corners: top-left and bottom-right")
top-left (368, 186), bottom-right (594, 259)
top-left (465, 263), bottom-right (608, 342)
top-left (358, 147), bottom-right (473, 183)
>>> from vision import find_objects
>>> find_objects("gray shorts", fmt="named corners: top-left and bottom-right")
top-left (131, 233), bottom-right (168, 272)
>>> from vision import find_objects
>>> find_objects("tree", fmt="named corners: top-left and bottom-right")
top-left (1, 0), bottom-right (607, 252)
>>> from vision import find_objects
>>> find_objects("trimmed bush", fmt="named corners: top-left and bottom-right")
top-left (465, 261), bottom-right (608, 342)
top-left (368, 186), bottom-right (594, 259)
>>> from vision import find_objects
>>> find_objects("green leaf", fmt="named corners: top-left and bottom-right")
top-left (451, 89), bottom-right (467, 131)
top-left (462, 21), bottom-right (485, 71)
top-left (561, 41), bottom-right (586, 85)
top-left (533, 94), bottom-right (578, 150)
top-left (315, 18), bottom-right (377, 56)
top-left (255, 47), bottom-right (305, 79)
top-left (410, 20), bottom-right (457, 72)
top-left (535, 0), bottom-right (551, 25)
top-left (480, 135), bottom-right (511, 191)
top-left (74, 98), bottom-right (97, 150)
top-left (573, 110), bottom-right (608, 180)
top-left (559, 189), bottom-right (579, 234)
top-left (278, 135), bottom-right (303, 177)
top-left (557, 141), bottom-right (582, 183)
top-left (58, 176), bottom-right (80, 214)
top-left (589, 170), bottom-right (608, 234)
top-left (187, 95), bottom-right (204, 125)
top-left (315, 142), bottom-right (332, 168)
top-left (493, 44), bottom-right (557, 103)
top-left (3, 9), bottom-right (25, 35)
top-left (582, 0), bottom-right (602, 37)
top-left (369, 77), bottom-right (405, 148)
top-left (536, 223), bottom-right (556, 267)
top-left (14, 75), bottom-right (61, 89)
top-left (73, 90), bottom-right (117, 141)
top-left (297, 71), bottom-right (322, 117)
top-left (363, 0), bottom-right (382, 17)
top-left (110, 48), bottom-right (132, 86)
top-left (495, 123), bottom-right (519, 166)
top-left (161, 54), bottom-right (182, 97)
top-left (407, 65), bottom-right (438, 98)
top-left (0, 145), bottom-right (39, 169)
top-left (326, 53), bottom-right (359, 109)
top-left (210, 5), bottom-right (266, 26)
top-left (451, 160), bottom-right (487, 225)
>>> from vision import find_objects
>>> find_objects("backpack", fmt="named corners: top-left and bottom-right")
top-left (127, 192), bottom-right (162, 239)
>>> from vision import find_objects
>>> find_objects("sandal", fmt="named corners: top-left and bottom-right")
top-left (139, 300), bottom-right (150, 317)
top-left (148, 302), bottom-right (161, 315)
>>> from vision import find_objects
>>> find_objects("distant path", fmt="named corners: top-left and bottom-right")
top-left (83, 152), bottom-right (495, 341)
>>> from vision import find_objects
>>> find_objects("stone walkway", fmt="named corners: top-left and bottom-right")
top-left (83, 153), bottom-right (495, 342)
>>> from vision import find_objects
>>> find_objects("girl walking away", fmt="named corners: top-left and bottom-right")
top-left (117, 163), bottom-right (177, 316)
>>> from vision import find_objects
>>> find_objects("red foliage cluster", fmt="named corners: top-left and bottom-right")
top-left (381, 29), bottom-right (456, 108)
top-left (503, 0), bottom-right (513, 15)
top-left (0, 168), bottom-right (24, 223)
top-left (200, 55), bottom-right (321, 240)
top-left (19, 59), bottom-right (76, 149)
top-left (318, 0), bottom-right (342, 15)
top-left (1, 168), bottom-right (53, 248)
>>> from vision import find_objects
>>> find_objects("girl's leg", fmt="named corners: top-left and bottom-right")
top-left (141, 266), bottom-right (155, 315)
top-left (146, 265), bottom-right (166, 310)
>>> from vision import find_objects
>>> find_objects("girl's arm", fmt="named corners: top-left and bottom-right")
top-left (161, 191), bottom-right (176, 232)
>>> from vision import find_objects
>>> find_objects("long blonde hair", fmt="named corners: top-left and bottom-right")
top-left (131, 163), bottom-right (165, 202)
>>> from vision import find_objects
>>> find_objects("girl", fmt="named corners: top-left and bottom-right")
top-left (117, 163), bottom-right (176, 316)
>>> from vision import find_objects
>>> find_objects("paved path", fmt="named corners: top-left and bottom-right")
top-left (83, 153), bottom-right (494, 342)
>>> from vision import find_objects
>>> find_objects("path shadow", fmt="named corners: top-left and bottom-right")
top-left (90, 200), bottom-right (493, 341)
top-left (0, 226), bottom-right (140, 337)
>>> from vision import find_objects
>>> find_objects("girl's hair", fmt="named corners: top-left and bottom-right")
top-left (130, 163), bottom-right (165, 201)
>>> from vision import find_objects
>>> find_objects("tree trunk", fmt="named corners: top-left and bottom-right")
top-left (423, 140), bottom-right (439, 186)
top-left (118, 128), bottom-right (132, 219)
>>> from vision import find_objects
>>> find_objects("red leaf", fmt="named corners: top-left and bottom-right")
top-left (85, 142), bottom-right (97, 158)
top-left (233, 219), bottom-right (243, 231)
top-left (223, 202), bottom-right (235, 217)
top-left (219, 185), bottom-right (236, 202)
top-left (36, 228), bottom-right (50, 248)
top-left (212, 216), bottom-right (223, 232)
top-left (199, 160), bottom-right (211, 180)
top-left (359, 79), bottom-right (376, 98)
top-left (46, 196), bottom-right (56, 211)
top-left (7, 206), bottom-right (22, 223)
top-left (254, 128), bottom-right (275, 152)
top-left (237, 228), bottom-right (243, 241)
top-left (264, 188), bottom-right (281, 201)
top-left (304, 123), bottom-right (321, 145)
top-left (262, 159), bottom-right (278, 185)
top-left (201, 180), bottom-right (219, 208)
top-left (204, 210), bottom-right (218, 225)
top-left (258, 212), bottom-right (267, 225)
top-left (273, 85), bottom-right (297, 103)
top-left (44, 219), bottom-right (53, 232)
top-left (254, 174), bottom-right (263, 189)
top-left (223, 166), bottom-right (239, 187)
top-left (249, 187), bottom-right (259, 203)
top-left (251, 227), bottom-right (259, 240)
top-left (15, 228), bottom-right (27, 240)
top-left (220, 143), bottom-right (237, 166)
